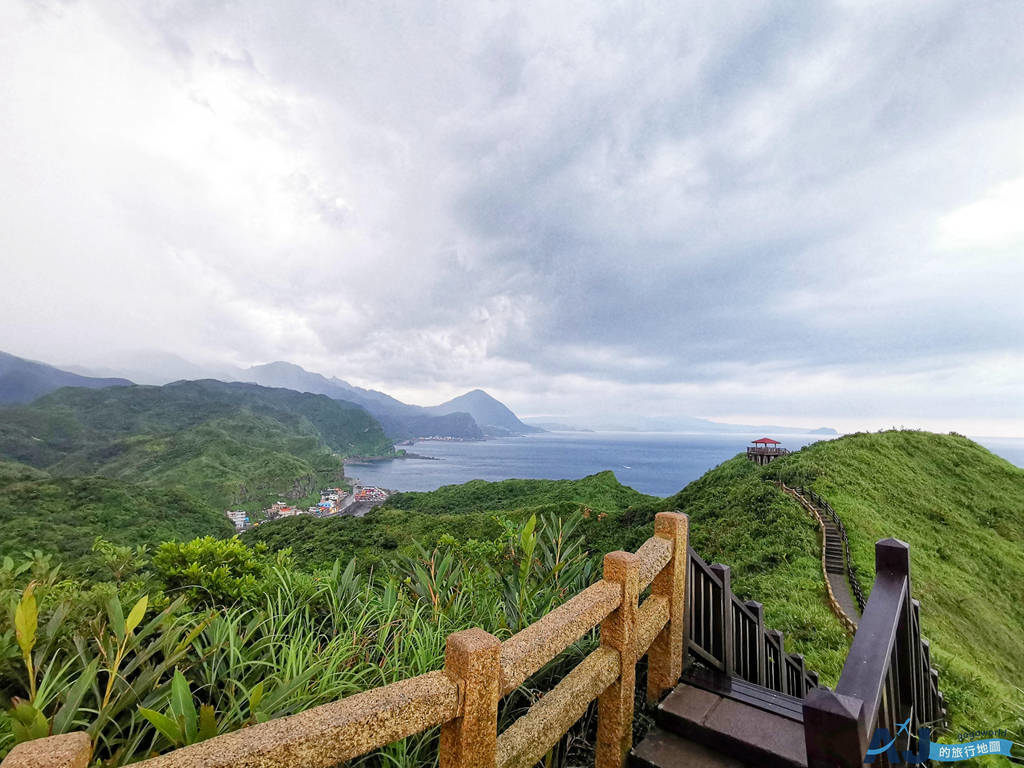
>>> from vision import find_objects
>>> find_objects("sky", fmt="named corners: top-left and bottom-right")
top-left (2, 1), bottom-right (1023, 436)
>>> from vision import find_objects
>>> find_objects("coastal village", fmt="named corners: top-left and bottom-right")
top-left (224, 483), bottom-right (391, 531)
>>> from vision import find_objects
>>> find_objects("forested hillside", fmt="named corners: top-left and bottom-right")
top-left (0, 460), bottom-right (233, 573)
top-left (243, 471), bottom-right (652, 570)
top-left (0, 380), bottom-right (392, 509)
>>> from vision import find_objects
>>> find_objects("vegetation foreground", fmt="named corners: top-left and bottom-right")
top-left (0, 430), bottom-right (1021, 765)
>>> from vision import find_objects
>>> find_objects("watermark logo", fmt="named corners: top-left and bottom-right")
top-left (864, 719), bottom-right (1012, 764)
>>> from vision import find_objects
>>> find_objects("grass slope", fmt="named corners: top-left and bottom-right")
top-left (0, 460), bottom-right (234, 573)
top-left (767, 430), bottom-right (1024, 739)
top-left (0, 380), bottom-right (392, 509)
top-left (622, 457), bottom-right (852, 683)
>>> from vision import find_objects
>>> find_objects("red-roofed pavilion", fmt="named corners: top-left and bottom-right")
top-left (747, 437), bottom-right (789, 465)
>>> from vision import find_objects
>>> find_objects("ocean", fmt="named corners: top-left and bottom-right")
top-left (345, 431), bottom-right (1024, 499)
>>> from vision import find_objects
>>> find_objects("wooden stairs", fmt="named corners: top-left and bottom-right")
top-left (631, 667), bottom-right (809, 768)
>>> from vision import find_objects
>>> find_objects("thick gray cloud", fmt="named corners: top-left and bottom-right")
top-left (1, 0), bottom-right (1022, 435)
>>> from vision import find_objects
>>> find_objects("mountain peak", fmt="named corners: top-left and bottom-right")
top-left (427, 389), bottom-right (542, 435)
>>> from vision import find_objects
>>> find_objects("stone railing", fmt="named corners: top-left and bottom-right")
top-left (3, 511), bottom-right (818, 768)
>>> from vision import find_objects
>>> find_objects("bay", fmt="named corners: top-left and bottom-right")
top-left (346, 431), bottom-right (830, 498)
top-left (346, 432), bottom-right (1024, 499)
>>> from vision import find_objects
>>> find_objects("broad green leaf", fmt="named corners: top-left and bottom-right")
top-left (12, 710), bottom-right (49, 744)
top-left (139, 707), bottom-right (182, 747)
top-left (52, 659), bottom-right (98, 734)
top-left (106, 596), bottom-right (126, 642)
top-left (170, 669), bottom-right (197, 744)
top-left (197, 704), bottom-right (218, 742)
top-left (125, 595), bottom-right (148, 636)
top-left (248, 681), bottom-right (264, 713)
top-left (174, 612), bottom-right (215, 654)
top-left (14, 584), bottom-right (37, 658)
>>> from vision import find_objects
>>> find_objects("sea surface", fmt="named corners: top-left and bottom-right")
top-left (345, 432), bottom-right (1024, 499)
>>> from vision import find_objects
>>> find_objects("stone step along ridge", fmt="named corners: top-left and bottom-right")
top-left (777, 483), bottom-right (859, 634)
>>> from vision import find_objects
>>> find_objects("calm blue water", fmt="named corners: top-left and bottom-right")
top-left (346, 432), bottom-right (1024, 499)
top-left (345, 432), bottom-right (829, 498)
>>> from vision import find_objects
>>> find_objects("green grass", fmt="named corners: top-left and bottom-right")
top-left (765, 430), bottom-right (1024, 744)
top-left (621, 457), bottom-right (851, 684)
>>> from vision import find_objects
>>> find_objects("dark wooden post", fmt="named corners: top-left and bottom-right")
top-left (710, 563), bottom-right (734, 675)
top-left (803, 688), bottom-right (866, 768)
top-left (745, 600), bottom-right (765, 686)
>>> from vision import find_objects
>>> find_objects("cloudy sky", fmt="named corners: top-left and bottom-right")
top-left (2, 1), bottom-right (1023, 435)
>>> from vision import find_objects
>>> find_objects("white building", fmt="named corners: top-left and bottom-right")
top-left (225, 510), bottom-right (249, 530)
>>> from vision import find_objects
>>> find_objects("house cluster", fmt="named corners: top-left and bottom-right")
top-left (259, 488), bottom-right (350, 522)
top-left (308, 487), bottom-right (349, 516)
top-left (353, 485), bottom-right (388, 502)
top-left (225, 509), bottom-right (249, 530)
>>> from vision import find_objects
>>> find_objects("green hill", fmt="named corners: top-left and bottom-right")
top-left (244, 471), bottom-right (654, 570)
top-left (0, 460), bottom-right (233, 572)
top-left (625, 430), bottom-right (1023, 744)
top-left (0, 380), bottom-right (392, 509)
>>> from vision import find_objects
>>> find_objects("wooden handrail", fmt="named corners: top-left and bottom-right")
top-left (803, 539), bottom-right (947, 768)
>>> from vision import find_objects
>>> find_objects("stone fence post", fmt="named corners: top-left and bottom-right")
top-left (646, 512), bottom-right (688, 702)
top-left (439, 628), bottom-right (501, 768)
top-left (596, 550), bottom-right (640, 768)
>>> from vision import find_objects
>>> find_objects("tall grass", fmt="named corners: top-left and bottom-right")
top-left (1, 513), bottom-right (596, 766)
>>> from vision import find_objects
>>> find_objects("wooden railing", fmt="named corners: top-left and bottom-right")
top-left (687, 545), bottom-right (819, 696)
top-left (1, 511), bottom-right (824, 768)
top-left (803, 538), bottom-right (946, 768)
top-left (799, 487), bottom-right (867, 613)
top-left (746, 447), bottom-right (790, 457)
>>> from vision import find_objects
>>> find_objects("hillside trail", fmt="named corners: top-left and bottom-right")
top-left (779, 484), bottom-right (861, 630)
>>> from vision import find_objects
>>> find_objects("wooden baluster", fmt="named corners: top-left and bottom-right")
top-left (793, 653), bottom-right (806, 698)
top-left (921, 638), bottom-right (934, 723)
top-left (596, 551), bottom-right (640, 768)
top-left (647, 512), bottom-right (688, 703)
top-left (439, 628), bottom-right (501, 768)
top-left (745, 601), bottom-right (765, 686)
top-left (709, 563), bottom-right (734, 676)
top-left (766, 629), bottom-right (784, 693)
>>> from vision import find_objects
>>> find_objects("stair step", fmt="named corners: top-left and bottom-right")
top-left (631, 728), bottom-right (748, 768)
top-left (826, 565), bottom-right (846, 574)
top-left (655, 683), bottom-right (808, 767)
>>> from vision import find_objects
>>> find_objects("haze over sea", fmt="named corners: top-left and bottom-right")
top-left (347, 432), bottom-right (1024, 498)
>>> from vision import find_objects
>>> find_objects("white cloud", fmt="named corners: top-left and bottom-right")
top-left (1, 0), bottom-right (1024, 435)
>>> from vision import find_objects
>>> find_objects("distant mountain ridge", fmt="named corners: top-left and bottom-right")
top-left (425, 389), bottom-right (542, 436)
top-left (241, 362), bottom-right (488, 440)
top-left (0, 350), bottom-right (131, 404)
top-left (0, 379), bottom-right (392, 509)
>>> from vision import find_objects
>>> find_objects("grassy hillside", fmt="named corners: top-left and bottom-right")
top-left (0, 380), bottom-right (392, 509)
top-left (244, 471), bottom-right (654, 570)
top-left (621, 458), bottom-right (852, 683)
top-left (766, 431), bottom-right (1024, 739)
top-left (0, 460), bottom-right (233, 573)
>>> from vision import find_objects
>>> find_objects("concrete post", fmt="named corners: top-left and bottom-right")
top-left (646, 512), bottom-right (688, 703)
top-left (596, 551), bottom-right (640, 768)
top-left (1, 733), bottom-right (91, 768)
top-left (439, 628), bottom-right (501, 768)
